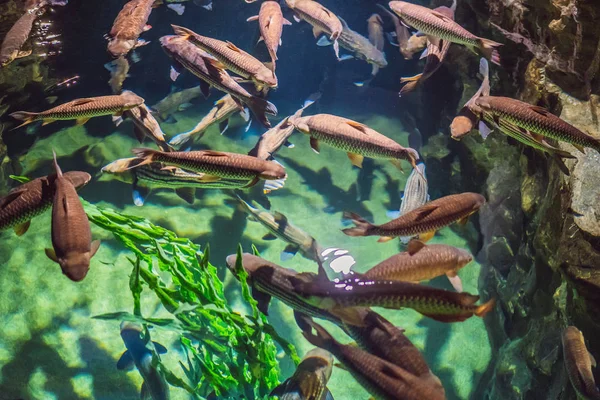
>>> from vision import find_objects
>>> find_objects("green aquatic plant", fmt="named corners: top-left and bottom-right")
top-left (83, 201), bottom-right (299, 399)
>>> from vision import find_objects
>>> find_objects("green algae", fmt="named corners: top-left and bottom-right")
top-left (83, 201), bottom-right (297, 399)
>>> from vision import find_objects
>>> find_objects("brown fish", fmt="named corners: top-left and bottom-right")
top-left (299, 315), bottom-right (447, 400)
top-left (0, 171), bottom-right (90, 236)
top-left (107, 0), bottom-right (155, 58)
top-left (0, 6), bottom-right (37, 67)
top-left (160, 35), bottom-right (277, 128)
top-left (562, 326), bottom-right (600, 400)
top-left (368, 14), bottom-right (385, 52)
top-left (364, 240), bottom-right (472, 292)
top-left (151, 86), bottom-right (204, 122)
top-left (247, 0), bottom-right (292, 71)
top-left (376, 4), bottom-right (425, 60)
top-left (171, 25), bottom-right (277, 90)
top-left (289, 113), bottom-right (419, 170)
top-left (105, 56), bottom-right (130, 94)
top-left (285, 0), bottom-right (343, 59)
top-left (115, 95), bottom-right (171, 152)
top-left (9, 91), bottom-right (145, 129)
top-left (45, 152), bottom-right (100, 282)
top-left (388, 1), bottom-right (502, 65)
top-left (343, 192), bottom-right (486, 242)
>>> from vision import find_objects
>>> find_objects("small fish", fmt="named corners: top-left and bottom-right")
top-left (343, 192), bottom-right (486, 243)
top-left (562, 326), bottom-right (600, 400)
top-left (102, 158), bottom-right (252, 206)
top-left (172, 25), bottom-right (277, 91)
top-left (393, 161), bottom-right (429, 243)
top-left (235, 196), bottom-right (324, 262)
top-left (292, 275), bottom-right (495, 323)
top-left (160, 35), bottom-right (277, 128)
top-left (367, 14), bottom-right (385, 76)
top-left (104, 56), bottom-right (130, 94)
top-left (364, 240), bottom-right (473, 292)
top-left (10, 91), bottom-right (145, 129)
top-left (117, 322), bottom-right (170, 400)
top-left (285, 0), bottom-right (343, 59)
top-left (288, 113), bottom-right (419, 170)
top-left (169, 94), bottom-right (248, 147)
top-left (0, 7), bottom-right (38, 67)
top-left (0, 170), bottom-right (90, 236)
top-left (298, 315), bottom-right (447, 400)
top-left (247, 0), bottom-right (292, 72)
top-left (388, 1), bottom-right (502, 65)
top-left (130, 148), bottom-right (287, 191)
top-left (151, 86), bottom-right (204, 122)
top-left (107, 0), bottom-right (155, 58)
top-left (376, 3), bottom-right (425, 60)
top-left (45, 152), bottom-right (100, 282)
top-left (270, 348), bottom-right (334, 400)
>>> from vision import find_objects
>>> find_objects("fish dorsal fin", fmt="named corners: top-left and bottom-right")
top-left (413, 204), bottom-right (438, 220)
top-left (69, 98), bottom-right (96, 107)
top-left (407, 239), bottom-right (426, 255)
top-left (346, 120), bottom-right (369, 133)
top-left (0, 189), bottom-right (27, 209)
top-left (273, 211), bottom-right (288, 225)
top-left (61, 195), bottom-right (70, 214)
top-left (202, 150), bottom-right (229, 158)
top-left (321, 6), bottom-right (333, 18)
top-left (589, 351), bottom-right (596, 367)
top-left (528, 105), bottom-right (552, 117)
top-left (430, 10), bottom-right (453, 23)
top-left (226, 41), bottom-right (243, 53)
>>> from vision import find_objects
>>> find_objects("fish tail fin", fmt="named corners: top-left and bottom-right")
top-left (400, 74), bottom-right (422, 84)
top-left (171, 24), bottom-right (193, 39)
top-left (475, 298), bottom-right (496, 317)
top-left (341, 211), bottom-right (373, 236)
top-left (9, 111), bottom-right (38, 130)
top-left (245, 97), bottom-right (277, 128)
top-left (399, 74), bottom-right (422, 96)
top-left (298, 314), bottom-right (336, 350)
top-left (169, 132), bottom-right (193, 148)
top-left (477, 38), bottom-right (502, 66)
top-left (52, 150), bottom-right (63, 177)
top-left (130, 148), bottom-right (161, 168)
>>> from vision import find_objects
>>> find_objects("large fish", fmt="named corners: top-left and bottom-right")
top-left (561, 326), bottom-right (600, 400)
top-left (9, 91), bottom-right (144, 129)
top-left (0, 6), bottom-right (38, 67)
top-left (363, 240), bottom-right (472, 292)
top-left (343, 192), bottom-right (486, 242)
top-left (130, 148), bottom-right (286, 191)
top-left (236, 196), bottom-right (324, 262)
top-left (151, 86), bottom-right (204, 123)
top-left (101, 157), bottom-right (251, 206)
top-left (160, 35), bottom-right (277, 128)
top-left (388, 1), bottom-right (502, 65)
top-left (171, 25), bottom-right (277, 91)
top-left (292, 275), bottom-right (495, 323)
top-left (117, 322), bottom-right (170, 400)
top-left (169, 94), bottom-right (249, 147)
top-left (285, 0), bottom-right (342, 59)
top-left (298, 315), bottom-right (447, 400)
top-left (367, 14), bottom-right (385, 53)
top-left (0, 171), bottom-right (90, 236)
top-left (247, 0), bottom-right (292, 72)
top-left (45, 153), bottom-right (100, 282)
top-left (288, 113), bottom-right (419, 170)
top-left (270, 348), bottom-right (334, 400)
top-left (107, 0), bottom-right (155, 58)
top-left (104, 56), bottom-right (130, 94)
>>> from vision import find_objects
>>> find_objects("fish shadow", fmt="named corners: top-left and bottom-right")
top-left (380, 168), bottom-right (402, 212)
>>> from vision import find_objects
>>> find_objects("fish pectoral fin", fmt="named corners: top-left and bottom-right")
top-left (573, 143), bottom-right (586, 153)
top-left (281, 244), bottom-right (299, 261)
top-left (45, 248), bottom-right (59, 263)
top-left (426, 35), bottom-right (441, 48)
top-left (446, 273), bottom-right (463, 292)
top-left (417, 230), bottom-right (436, 242)
top-left (199, 80), bottom-right (211, 98)
top-left (152, 341), bottom-right (168, 354)
top-left (262, 233), bottom-right (278, 241)
top-left (0, 189), bottom-right (27, 209)
top-left (199, 174), bottom-right (222, 182)
top-left (312, 26), bottom-right (324, 38)
top-left (251, 287), bottom-right (272, 315)
top-left (283, 18), bottom-right (292, 26)
top-left (246, 15), bottom-right (258, 22)
top-left (377, 236), bottom-right (394, 243)
top-left (132, 125), bottom-right (146, 143)
top-left (90, 240), bottom-right (101, 257)
top-left (329, 306), bottom-right (368, 327)
top-left (457, 216), bottom-right (469, 226)
top-left (333, 362), bottom-right (348, 371)
top-left (390, 159), bottom-right (404, 172)
top-left (226, 41), bottom-right (243, 53)
top-left (116, 350), bottom-right (135, 370)
top-left (75, 117), bottom-right (91, 126)
top-left (406, 239), bottom-right (426, 255)
top-left (13, 220), bottom-right (31, 236)
top-left (309, 137), bottom-right (320, 153)
top-left (218, 119), bottom-right (229, 135)
top-left (347, 153), bottom-right (364, 168)
top-left (205, 57), bottom-right (227, 71)
top-left (175, 187), bottom-right (196, 204)
top-left (589, 351), bottom-right (597, 368)
top-left (42, 119), bottom-right (56, 126)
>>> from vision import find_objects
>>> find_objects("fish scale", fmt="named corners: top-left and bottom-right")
top-left (134, 165), bottom-right (251, 189)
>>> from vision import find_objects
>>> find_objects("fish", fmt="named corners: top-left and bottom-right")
top-left (160, 35), bottom-right (277, 128)
top-left (9, 91), bottom-right (145, 129)
top-left (235, 195), bottom-right (324, 262)
top-left (270, 348), bottom-right (334, 400)
top-left (0, 6), bottom-right (38, 67)
top-left (117, 322), bottom-right (170, 400)
top-left (284, 0), bottom-right (343, 59)
top-left (389, 161), bottom-right (429, 243)
top-left (247, 0), bottom-right (292, 72)
top-left (298, 315), bottom-right (447, 400)
top-left (343, 192), bottom-right (486, 243)
top-left (316, 17), bottom-right (387, 78)
top-left (169, 94), bottom-right (249, 147)
top-left (399, 6), bottom-right (455, 96)
top-left (113, 92), bottom-right (171, 152)
top-left (376, 3), bottom-right (425, 60)
top-left (102, 158), bottom-right (252, 206)
top-left (130, 148), bottom-right (287, 191)
top-left (107, 0), bottom-right (155, 58)
top-left (171, 25), bottom-right (278, 91)
top-left (291, 275), bottom-right (495, 323)
top-left (151, 86), bottom-right (204, 123)
top-left (0, 171), bottom-right (90, 236)
top-left (288, 113), bottom-right (419, 170)
top-left (388, 1), bottom-right (502, 65)
top-left (104, 56), bottom-right (130, 94)
top-left (561, 326), bottom-right (600, 400)
top-left (45, 152), bottom-right (100, 282)
top-left (363, 240), bottom-right (473, 292)
top-left (248, 92), bottom-right (320, 160)
top-left (366, 14), bottom-right (385, 77)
